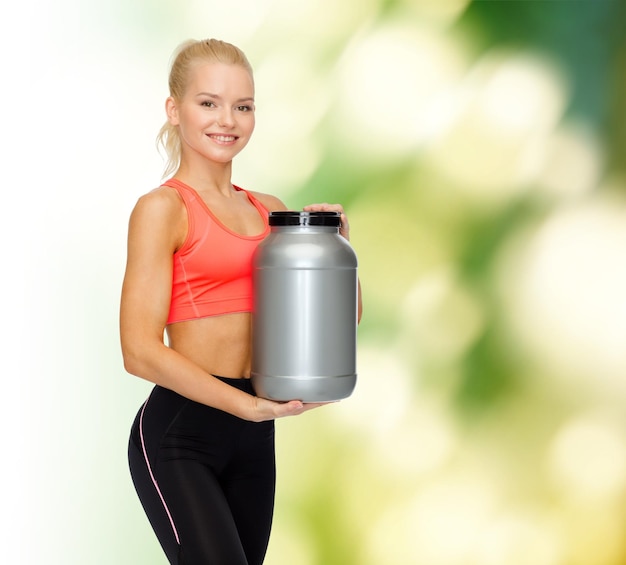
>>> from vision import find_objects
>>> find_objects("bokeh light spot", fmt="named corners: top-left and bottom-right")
top-left (548, 414), bottom-right (626, 501)
top-left (334, 22), bottom-right (466, 159)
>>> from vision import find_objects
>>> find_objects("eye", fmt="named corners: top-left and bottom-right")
top-left (201, 100), bottom-right (216, 108)
top-left (236, 105), bottom-right (254, 112)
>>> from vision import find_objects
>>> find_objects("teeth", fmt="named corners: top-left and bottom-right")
top-left (212, 135), bottom-right (236, 142)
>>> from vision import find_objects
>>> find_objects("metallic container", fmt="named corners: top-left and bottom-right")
top-left (251, 211), bottom-right (358, 402)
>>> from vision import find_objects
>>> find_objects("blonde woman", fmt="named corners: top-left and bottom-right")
top-left (120, 38), bottom-right (362, 564)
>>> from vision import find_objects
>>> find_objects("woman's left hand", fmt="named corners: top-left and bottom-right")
top-left (303, 203), bottom-right (351, 241)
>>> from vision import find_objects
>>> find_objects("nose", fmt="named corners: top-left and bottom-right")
top-left (217, 107), bottom-right (235, 128)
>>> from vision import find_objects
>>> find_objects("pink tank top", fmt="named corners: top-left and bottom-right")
top-left (164, 179), bottom-right (270, 324)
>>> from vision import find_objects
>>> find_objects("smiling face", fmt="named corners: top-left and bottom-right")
top-left (166, 62), bottom-right (256, 166)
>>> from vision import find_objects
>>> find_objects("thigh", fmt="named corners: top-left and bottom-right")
top-left (223, 420), bottom-right (276, 565)
top-left (130, 387), bottom-right (248, 564)
top-left (222, 475), bottom-right (275, 565)
top-left (156, 457), bottom-right (249, 565)
top-left (128, 437), bottom-right (181, 564)
top-left (129, 389), bottom-right (189, 564)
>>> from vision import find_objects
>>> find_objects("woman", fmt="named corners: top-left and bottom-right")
top-left (120, 38), bottom-right (362, 564)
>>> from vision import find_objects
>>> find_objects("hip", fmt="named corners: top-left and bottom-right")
top-left (130, 377), bottom-right (273, 464)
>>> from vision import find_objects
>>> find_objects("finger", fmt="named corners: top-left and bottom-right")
top-left (273, 400), bottom-right (335, 418)
top-left (274, 400), bottom-right (305, 417)
top-left (303, 203), bottom-right (343, 210)
top-left (303, 401), bottom-right (337, 410)
top-left (303, 204), bottom-right (351, 239)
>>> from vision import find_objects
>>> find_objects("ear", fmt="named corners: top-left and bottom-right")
top-left (165, 96), bottom-right (180, 126)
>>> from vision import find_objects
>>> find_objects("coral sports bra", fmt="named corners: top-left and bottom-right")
top-left (164, 178), bottom-right (271, 324)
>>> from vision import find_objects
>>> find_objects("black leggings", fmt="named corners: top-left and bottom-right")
top-left (128, 378), bottom-right (276, 565)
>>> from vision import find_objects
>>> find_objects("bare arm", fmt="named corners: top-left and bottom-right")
top-left (119, 188), bottom-right (319, 421)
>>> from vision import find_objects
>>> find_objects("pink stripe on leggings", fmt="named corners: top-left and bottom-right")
top-left (139, 394), bottom-right (181, 545)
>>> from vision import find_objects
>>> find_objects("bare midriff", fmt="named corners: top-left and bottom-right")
top-left (166, 312), bottom-right (253, 379)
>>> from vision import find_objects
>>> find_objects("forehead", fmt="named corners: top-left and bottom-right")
top-left (185, 61), bottom-right (254, 95)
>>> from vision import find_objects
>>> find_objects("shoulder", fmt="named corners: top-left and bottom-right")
top-left (246, 190), bottom-right (288, 213)
top-left (130, 185), bottom-right (184, 223)
top-left (127, 186), bottom-right (187, 250)
top-left (136, 185), bottom-right (183, 208)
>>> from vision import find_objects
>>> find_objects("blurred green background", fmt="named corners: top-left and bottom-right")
top-left (3, 0), bottom-right (626, 563)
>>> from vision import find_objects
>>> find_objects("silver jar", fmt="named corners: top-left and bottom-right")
top-left (251, 211), bottom-right (358, 402)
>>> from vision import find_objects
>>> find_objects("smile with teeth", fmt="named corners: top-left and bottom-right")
top-left (208, 134), bottom-right (238, 144)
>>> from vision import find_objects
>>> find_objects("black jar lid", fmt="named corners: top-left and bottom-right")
top-left (269, 211), bottom-right (341, 227)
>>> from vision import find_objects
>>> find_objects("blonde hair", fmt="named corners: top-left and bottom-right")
top-left (157, 38), bottom-right (254, 178)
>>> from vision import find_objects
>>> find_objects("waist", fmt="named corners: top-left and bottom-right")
top-left (166, 313), bottom-right (253, 378)
top-left (152, 376), bottom-right (255, 403)
top-left (214, 375), bottom-right (254, 393)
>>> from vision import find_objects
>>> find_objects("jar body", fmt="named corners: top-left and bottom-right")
top-left (251, 215), bottom-right (358, 402)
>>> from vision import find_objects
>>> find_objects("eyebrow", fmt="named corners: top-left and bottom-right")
top-left (195, 92), bottom-right (255, 103)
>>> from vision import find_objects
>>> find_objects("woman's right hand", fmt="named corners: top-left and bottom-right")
top-left (248, 396), bottom-right (334, 422)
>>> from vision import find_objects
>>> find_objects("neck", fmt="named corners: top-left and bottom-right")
top-left (174, 156), bottom-right (234, 196)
